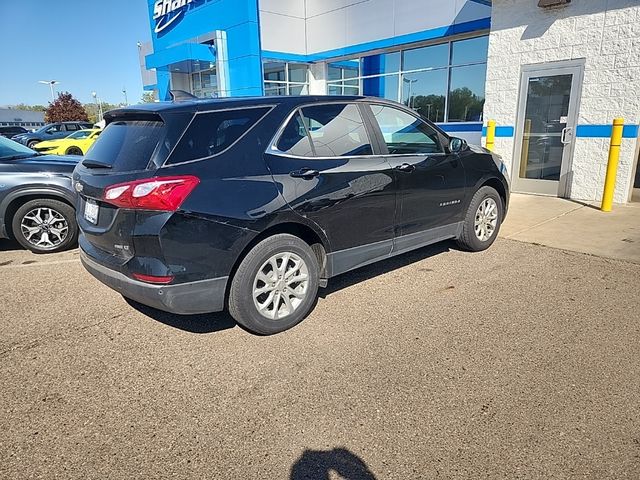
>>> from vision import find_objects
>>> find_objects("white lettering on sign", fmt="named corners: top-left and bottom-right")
top-left (153, 0), bottom-right (194, 33)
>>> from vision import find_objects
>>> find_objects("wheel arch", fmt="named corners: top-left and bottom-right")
top-left (2, 189), bottom-right (76, 239)
top-left (224, 220), bottom-right (330, 307)
top-left (478, 176), bottom-right (509, 216)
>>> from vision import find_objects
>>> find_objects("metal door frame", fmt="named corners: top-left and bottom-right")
top-left (512, 59), bottom-right (585, 197)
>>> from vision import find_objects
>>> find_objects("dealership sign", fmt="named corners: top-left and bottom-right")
top-left (153, 0), bottom-right (195, 33)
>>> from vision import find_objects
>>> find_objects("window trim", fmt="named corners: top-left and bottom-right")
top-left (267, 101), bottom-right (384, 160)
top-left (163, 104), bottom-right (276, 167)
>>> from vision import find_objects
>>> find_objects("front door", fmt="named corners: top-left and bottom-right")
top-left (513, 61), bottom-right (584, 196)
top-left (365, 103), bottom-right (466, 244)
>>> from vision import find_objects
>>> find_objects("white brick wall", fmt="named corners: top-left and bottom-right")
top-left (484, 0), bottom-right (640, 203)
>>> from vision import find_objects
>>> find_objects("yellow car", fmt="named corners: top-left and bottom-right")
top-left (33, 129), bottom-right (101, 156)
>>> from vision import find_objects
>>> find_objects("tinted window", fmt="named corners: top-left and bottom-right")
top-left (451, 36), bottom-right (489, 65)
top-left (65, 124), bottom-right (79, 131)
top-left (67, 130), bottom-right (92, 139)
top-left (276, 112), bottom-right (314, 157)
top-left (84, 120), bottom-right (164, 171)
top-left (300, 104), bottom-right (372, 157)
top-left (402, 43), bottom-right (449, 71)
top-left (370, 105), bottom-right (443, 154)
top-left (168, 107), bottom-right (270, 164)
top-left (47, 124), bottom-right (63, 133)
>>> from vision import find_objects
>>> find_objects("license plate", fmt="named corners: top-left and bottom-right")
top-left (84, 200), bottom-right (99, 224)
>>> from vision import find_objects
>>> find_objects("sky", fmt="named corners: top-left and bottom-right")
top-left (0, 0), bottom-right (152, 107)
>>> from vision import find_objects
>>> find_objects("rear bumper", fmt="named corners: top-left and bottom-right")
top-left (80, 249), bottom-right (228, 315)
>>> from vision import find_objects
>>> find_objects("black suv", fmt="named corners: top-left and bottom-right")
top-left (12, 122), bottom-right (93, 148)
top-left (73, 96), bottom-right (509, 334)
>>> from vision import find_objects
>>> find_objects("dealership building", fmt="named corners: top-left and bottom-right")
top-left (140, 0), bottom-right (640, 203)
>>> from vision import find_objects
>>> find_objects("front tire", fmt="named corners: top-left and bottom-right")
top-left (11, 199), bottom-right (78, 253)
top-left (65, 146), bottom-right (83, 155)
top-left (456, 186), bottom-right (503, 252)
top-left (27, 140), bottom-right (39, 149)
top-left (228, 234), bottom-right (320, 335)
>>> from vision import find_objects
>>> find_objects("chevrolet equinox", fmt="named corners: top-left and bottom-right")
top-left (73, 96), bottom-right (509, 334)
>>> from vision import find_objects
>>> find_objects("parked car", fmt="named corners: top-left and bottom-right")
top-left (0, 136), bottom-right (79, 253)
top-left (33, 128), bottom-right (101, 156)
top-left (0, 126), bottom-right (28, 139)
top-left (12, 121), bottom-right (93, 149)
top-left (73, 96), bottom-right (510, 334)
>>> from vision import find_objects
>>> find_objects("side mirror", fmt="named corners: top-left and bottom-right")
top-left (449, 137), bottom-right (467, 153)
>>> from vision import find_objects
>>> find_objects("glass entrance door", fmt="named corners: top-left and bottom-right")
top-left (513, 62), bottom-right (584, 196)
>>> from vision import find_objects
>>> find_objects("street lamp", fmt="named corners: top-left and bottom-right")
top-left (38, 80), bottom-right (60, 101)
top-left (402, 77), bottom-right (418, 109)
top-left (91, 91), bottom-right (104, 121)
top-left (122, 87), bottom-right (128, 106)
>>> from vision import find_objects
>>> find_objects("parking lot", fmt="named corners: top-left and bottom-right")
top-left (2, 214), bottom-right (639, 479)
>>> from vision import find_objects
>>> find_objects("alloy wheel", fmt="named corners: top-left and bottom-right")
top-left (474, 197), bottom-right (498, 242)
top-left (252, 252), bottom-right (309, 320)
top-left (20, 207), bottom-right (69, 250)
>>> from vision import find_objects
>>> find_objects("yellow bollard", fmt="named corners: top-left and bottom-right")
top-left (600, 118), bottom-right (624, 212)
top-left (519, 118), bottom-right (532, 179)
top-left (486, 120), bottom-right (496, 152)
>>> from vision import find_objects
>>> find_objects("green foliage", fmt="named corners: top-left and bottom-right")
top-left (141, 91), bottom-right (157, 103)
top-left (10, 103), bottom-right (47, 112)
top-left (84, 101), bottom-right (121, 124)
top-left (44, 92), bottom-right (89, 123)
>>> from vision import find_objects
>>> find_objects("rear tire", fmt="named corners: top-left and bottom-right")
top-left (11, 199), bottom-right (78, 253)
top-left (456, 186), bottom-right (503, 252)
top-left (27, 140), bottom-right (39, 149)
top-left (228, 234), bottom-right (319, 335)
top-left (65, 146), bottom-right (83, 155)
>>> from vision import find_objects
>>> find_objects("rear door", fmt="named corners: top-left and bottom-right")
top-left (265, 102), bottom-right (396, 276)
top-left (365, 103), bottom-right (466, 248)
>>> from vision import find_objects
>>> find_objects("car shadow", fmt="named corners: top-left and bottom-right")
top-left (319, 240), bottom-right (454, 298)
top-left (290, 448), bottom-right (376, 480)
top-left (123, 240), bottom-right (455, 334)
top-left (0, 238), bottom-right (23, 252)
top-left (124, 297), bottom-right (237, 334)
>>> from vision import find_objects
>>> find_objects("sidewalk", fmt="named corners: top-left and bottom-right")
top-left (500, 193), bottom-right (640, 264)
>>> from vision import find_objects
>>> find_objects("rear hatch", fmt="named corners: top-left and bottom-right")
top-left (72, 110), bottom-right (191, 267)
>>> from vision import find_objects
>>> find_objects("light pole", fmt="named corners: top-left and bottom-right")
top-left (402, 77), bottom-right (418, 109)
top-left (122, 87), bottom-right (128, 106)
top-left (91, 91), bottom-right (103, 121)
top-left (38, 80), bottom-right (60, 101)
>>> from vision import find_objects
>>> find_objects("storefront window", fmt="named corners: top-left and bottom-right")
top-left (325, 35), bottom-right (489, 123)
top-left (447, 63), bottom-right (486, 122)
top-left (401, 70), bottom-right (447, 123)
top-left (191, 67), bottom-right (218, 98)
top-left (402, 43), bottom-right (449, 71)
top-left (263, 60), bottom-right (309, 96)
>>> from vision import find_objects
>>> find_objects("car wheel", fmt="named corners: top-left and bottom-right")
top-left (65, 146), bottom-right (83, 156)
top-left (228, 234), bottom-right (320, 335)
top-left (27, 140), bottom-right (39, 149)
top-left (456, 186), bottom-right (503, 252)
top-left (11, 199), bottom-right (78, 254)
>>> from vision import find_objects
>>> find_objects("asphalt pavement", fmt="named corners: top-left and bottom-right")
top-left (1, 237), bottom-right (639, 479)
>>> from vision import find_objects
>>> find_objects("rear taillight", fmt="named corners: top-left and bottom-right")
top-left (103, 175), bottom-right (200, 211)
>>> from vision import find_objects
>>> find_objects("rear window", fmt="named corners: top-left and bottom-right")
top-left (166, 107), bottom-right (270, 165)
top-left (84, 120), bottom-right (165, 171)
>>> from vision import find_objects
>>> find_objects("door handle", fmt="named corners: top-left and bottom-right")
top-left (560, 127), bottom-right (572, 145)
top-left (395, 163), bottom-right (415, 172)
top-left (289, 167), bottom-right (320, 179)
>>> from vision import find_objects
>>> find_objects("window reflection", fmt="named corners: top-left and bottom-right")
top-left (447, 64), bottom-right (486, 122)
top-left (451, 36), bottom-right (489, 66)
top-left (402, 43), bottom-right (449, 71)
top-left (361, 52), bottom-right (400, 76)
top-left (362, 74), bottom-right (399, 101)
top-left (401, 70), bottom-right (447, 123)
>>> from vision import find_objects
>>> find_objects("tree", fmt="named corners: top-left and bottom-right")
top-left (84, 101), bottom-right (120, 124)
top-left (141, 91), bottom-right (157, 103)
top-left (44, 92), bottom-right (89, 123)
top-left (11, 103), bottom-right (47, 112)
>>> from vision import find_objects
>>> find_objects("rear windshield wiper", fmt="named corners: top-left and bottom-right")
top-left (82, 159), bottom-right (113, 169)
